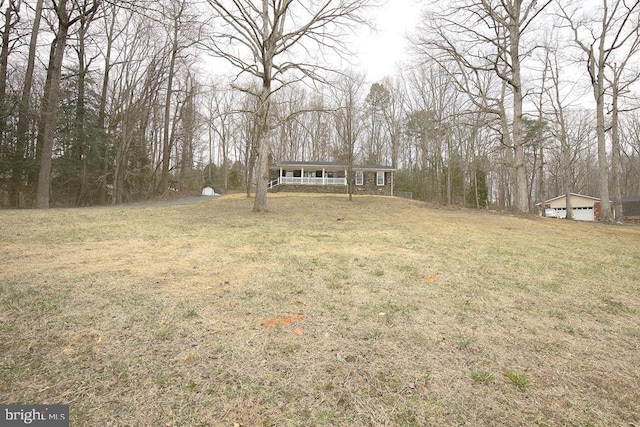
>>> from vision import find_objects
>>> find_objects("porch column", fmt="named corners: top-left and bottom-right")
top-left (280, 167), bottom-right (283, 184)
top-left (301, 168), bottom-right (304, 184)
top-left (322, 168), bottom-right (326, 185)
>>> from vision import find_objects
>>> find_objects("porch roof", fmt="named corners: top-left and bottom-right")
top-left (274, 161), bottom-right (395, 171)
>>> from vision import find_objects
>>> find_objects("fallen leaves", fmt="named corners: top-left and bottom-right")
top-left (261, 314), bottom-right (305, 336)
top-left (261, 314), bottom-right (304, 328)
top-left (425, 275), bottom-right (437, 283)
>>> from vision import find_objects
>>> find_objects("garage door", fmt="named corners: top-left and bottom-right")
top-left (572, 207), bottom-right (594, 221)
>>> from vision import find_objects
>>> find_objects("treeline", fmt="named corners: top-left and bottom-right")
top-left (1, 0), bottom-right (639, 217)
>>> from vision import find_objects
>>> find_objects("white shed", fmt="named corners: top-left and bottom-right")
top-left (537, 193), bottom-right (603, 221)
top-left (202, 187), bottom-right (217, 196)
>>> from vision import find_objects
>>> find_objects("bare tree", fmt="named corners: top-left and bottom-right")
top-left (0, 0), bottom-right (19, 133)
top-left (96, 1), bottom-right (121, 204)
top-left (72, 0), bottom-right (100, 206)
top-left (202, 0), bottom-right (377, 212)
top-left (35, 0), bottom-right (100, 208)
top-left (204, 84), bottom-right (237, 191)
top-left (270, 86), bottom-right (308, 161)
top-left (296, 92), bottom-right (333, 162)
top-left (380, 75), bottom-right (407, 171)
top-left (407, 64), bottom-right (461, 204)
top-left (108, 11), bottom-right (166, 204)
top-left (363, 82), bottom-right (389, 164)
top-left (544, 44), bottom-right (576, 219)
top-left (559, 0), bottom-right (640, 222)
top-left (331, 70), bottom-right (366, 201)
top-left (158, 0), bottom-right (199, 195)
top-left (177, 70), bottom-right (200, 189)
top-left (620, 112), bottom-right (640, 195)
top-left (6, 0), bottom-right (31, 207)
top-left (605, 50), bottom-right (640, 222)
top-left (413, 0), bottom-right (552, 213)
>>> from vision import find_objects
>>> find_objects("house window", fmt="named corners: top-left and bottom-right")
top-left (355, 171), bottom-right (364, 186)
top-left (376, 171), bottom-right (385, 186)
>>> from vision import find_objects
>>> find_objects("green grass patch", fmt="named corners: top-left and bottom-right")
top-left (471, 370), bottom-right (495, 385)
top-left (504, 371), bottom-right (532, 390)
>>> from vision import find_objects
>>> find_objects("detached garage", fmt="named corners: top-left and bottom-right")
top-left (537, 193), bottom-right (603, 221)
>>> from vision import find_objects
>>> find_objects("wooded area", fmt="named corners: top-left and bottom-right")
top-left (0, 0), bottom-right (639, 219)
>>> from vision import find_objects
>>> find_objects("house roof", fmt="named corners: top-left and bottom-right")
top-left (535, 193), bottom-right (601, 207)
top-left (274, 161), bottom-right (395, 171)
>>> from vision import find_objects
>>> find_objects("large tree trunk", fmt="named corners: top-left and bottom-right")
top-left (179, 77), bottom-right (195, 189)
top-left (253, 0), bottom-right (274, 212)
top-left (562, 126), bottom-right (573, 220)
top-left (36, 0), bottom-right (71, 208)
top-left (447, 136), bottom-right (453, 205)
top-left (222, 134), bottom-right (229, 190)
top-left (510, 2), bottom-right (529, 213)
top-left (610, 78), bottom-right (624, 222)
top-left (160, 24), bottom-right (179, 195)
top-left (75, 13), bottom-right (89, 206)
top-left (594, 67), bottom-right (612, 222)
top-left (11, 0), bottom-right (43, 207)
top-left (246, 143), bottom-right (256, 198)
top-left (113, 121), bottom-right (127, 205)
top-left (253, 83), bottom-right (271, 212)
top-left (1, 1), bottom-right (18, 203)
top-left (0, 1), bottom-right (14, 124)
top-left (97, 4), bottom-right (116, 205)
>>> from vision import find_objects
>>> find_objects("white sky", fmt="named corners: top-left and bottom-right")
top-left (353, 0), bottom-right (422, 82)
top-left (204, 1), bottom-right (423, 84)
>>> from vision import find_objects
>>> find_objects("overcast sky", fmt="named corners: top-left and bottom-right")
top-left (203, 1), bottom-right (424, 85)
top-left (353, 0), bottom-right (422, 82)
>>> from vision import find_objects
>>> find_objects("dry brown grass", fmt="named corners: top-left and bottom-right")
top-left (1, 193), bottom-right (639, 426)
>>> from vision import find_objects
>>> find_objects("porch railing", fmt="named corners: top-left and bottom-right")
top-left (269, 177), bottom-right (347, 188)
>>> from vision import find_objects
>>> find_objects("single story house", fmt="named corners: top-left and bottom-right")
top-left (268, 161), bottom-right (396, 196)
top-left (536, 193), bottom-right (604, 221)
top-left (622, 196), bottom-right (640, 224)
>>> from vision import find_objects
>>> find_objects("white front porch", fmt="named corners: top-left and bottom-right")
top-left (269, 165), bottom-right (348, 189)
top-left (268, 176), bottom-right (347, 189)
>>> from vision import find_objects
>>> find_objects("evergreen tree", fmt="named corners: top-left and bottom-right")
top-left (466, 165), bottom-right (488, 208)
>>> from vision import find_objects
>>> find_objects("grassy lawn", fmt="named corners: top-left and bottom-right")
top-left (1, 193), bottom-right (639, 426)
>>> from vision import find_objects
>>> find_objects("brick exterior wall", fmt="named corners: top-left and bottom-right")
top-left (625, 216), bottom-right (640, 225)
top-left (353, 171), bottom-right (393, 196)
